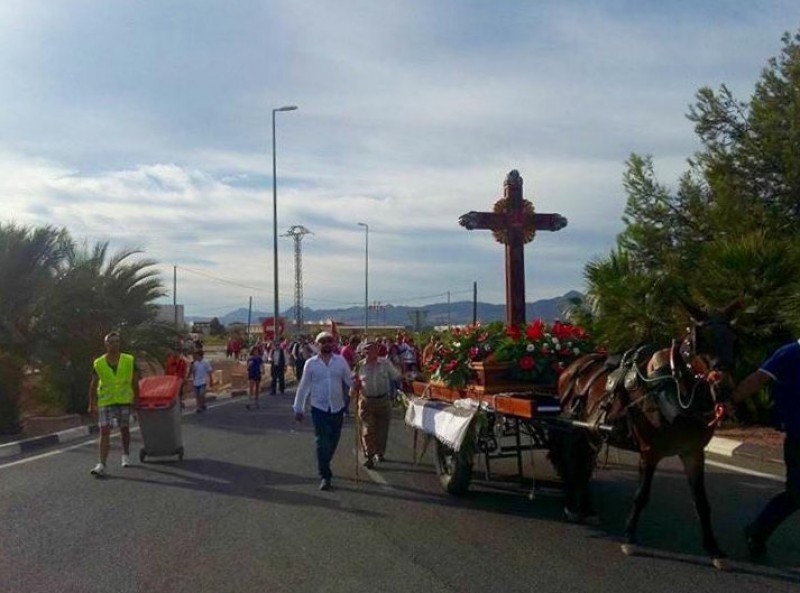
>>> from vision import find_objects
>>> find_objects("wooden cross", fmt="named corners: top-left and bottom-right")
top-left (459, 170), bottom-right (567, 327)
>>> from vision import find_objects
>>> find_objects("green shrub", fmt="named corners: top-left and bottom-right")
top-left (0, 352), bottom-right (22, 434)
top-left (735, 386), bottom-right (774, 426)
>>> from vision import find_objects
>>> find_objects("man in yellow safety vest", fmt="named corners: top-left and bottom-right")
top-left (88, 331), bottom-right (140, 476)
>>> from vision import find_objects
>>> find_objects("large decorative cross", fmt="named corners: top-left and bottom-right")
top-left (459, 170), bottom-right (567, 327)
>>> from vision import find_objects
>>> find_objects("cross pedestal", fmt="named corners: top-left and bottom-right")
top-left (459, 170), bottom-right (567, 327)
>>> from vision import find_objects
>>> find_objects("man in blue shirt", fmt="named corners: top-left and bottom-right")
top-left (731, 339), bottom-right (800, 559)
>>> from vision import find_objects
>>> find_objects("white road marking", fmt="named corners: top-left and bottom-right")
top-left (353, 448), bottom-right (392, 488)
top-left (706, 459), bottom-right (784, 482)
top-left (0, 397), bottom-right (240, 471)
top-left (0, 439), bottom-right (95, 469)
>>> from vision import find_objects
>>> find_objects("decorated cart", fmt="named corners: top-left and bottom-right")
top-left (403, 169), bottom-right (589, 497)
top-left (404, 326), bottom-right (590, 496)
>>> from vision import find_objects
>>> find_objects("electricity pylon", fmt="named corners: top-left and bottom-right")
top-left (282, 225), bottom-right (313, 333)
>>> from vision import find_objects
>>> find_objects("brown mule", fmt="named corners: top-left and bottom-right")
top-left (551, 303), bottom-right (739, 570)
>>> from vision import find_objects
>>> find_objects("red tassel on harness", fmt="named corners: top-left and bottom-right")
top-left (707, 402), bottom-right (725, 428)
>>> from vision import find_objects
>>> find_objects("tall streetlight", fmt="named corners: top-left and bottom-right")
top-left (272, 105), bottom-right (298, 343)
top-left (357, 222), bottom-right (369, 335)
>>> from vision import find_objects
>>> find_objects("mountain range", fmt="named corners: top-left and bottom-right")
top-left (188, 290), bottom-right (583, 329)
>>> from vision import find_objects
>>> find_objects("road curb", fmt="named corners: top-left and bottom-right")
top-left (0, 424), bottom-right (102, 459)
top-left (704, 436), bottom-right (742, 457)
top-left (705, 436), bottom-right (784, 467)
top-left (0, 386), bottom-right (245, 460)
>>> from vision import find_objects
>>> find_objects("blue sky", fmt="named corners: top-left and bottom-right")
top-left (2, 1), bottom-right (796, 318)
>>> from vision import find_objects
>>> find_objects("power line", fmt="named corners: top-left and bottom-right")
top-left (380, 288), bottom-right (473, 305)
top-left (176, 266), bottom-right (269, 293)
top-left (176, 265), bottom-right (477, 312)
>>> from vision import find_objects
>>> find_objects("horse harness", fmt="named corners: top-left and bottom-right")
top-left (564, 331), bottom-right (723, 435)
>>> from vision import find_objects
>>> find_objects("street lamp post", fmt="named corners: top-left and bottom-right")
top-left (272, 105), bottom-right (298, 343)
top-left (357, 222), bottom-right (369, 335)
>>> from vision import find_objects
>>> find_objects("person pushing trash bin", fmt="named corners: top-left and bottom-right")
top-left (88, 331), bottom-right (140, 477)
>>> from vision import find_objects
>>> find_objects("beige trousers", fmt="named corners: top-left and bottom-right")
top-left (358, 396), bottom-right (392, 458)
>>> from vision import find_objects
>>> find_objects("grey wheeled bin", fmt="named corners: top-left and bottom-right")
top-left (137, 375), bottom-right (184, 462)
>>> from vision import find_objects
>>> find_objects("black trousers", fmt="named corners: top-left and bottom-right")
top-left (270, 365), bottom-right (285, 394)
top-left (751, 436), bottom-right (800, 542)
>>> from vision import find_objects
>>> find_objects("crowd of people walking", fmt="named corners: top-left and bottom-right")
top-left (85, 327), bottom-right (797, 562)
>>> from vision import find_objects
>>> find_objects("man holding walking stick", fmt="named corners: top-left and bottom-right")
top-left (352, 339), bottom-right (402, 469)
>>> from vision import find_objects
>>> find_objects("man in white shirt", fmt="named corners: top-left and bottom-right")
top-left (293, 331), bottom-right (353, 491)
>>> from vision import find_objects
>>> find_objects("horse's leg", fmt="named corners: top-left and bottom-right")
top-left (562, 430), bottom-right (598, 522)
top-left (557, 430), bottom-right (583, 521)
top-left (576, 432), bottom-right (599, 520)
top-left (621, 455), bottom-right (656, 555)
top-left (679, 449), bottom-right (727, 569)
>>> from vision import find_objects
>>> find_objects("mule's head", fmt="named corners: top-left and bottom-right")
top-left (691, 315), bottom-right (737, 372)
top-left (684, 300), bottom-right (741, 398)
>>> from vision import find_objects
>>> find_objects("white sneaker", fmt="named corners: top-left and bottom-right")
top-left (90, 462), bottom-right (106, 476)
top-left (121, 454), bottom-right (131, 468)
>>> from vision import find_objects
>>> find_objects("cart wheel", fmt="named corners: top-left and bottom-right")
top-left (177, 446), bottom-right (184, 462)
top-left (434, 439), bottom-right (473, 496)
top-left (139, 448), bottom-right (146, 463)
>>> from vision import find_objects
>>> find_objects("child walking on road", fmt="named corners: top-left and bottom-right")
top-left (190, 350), bottom-right (214, 413)
top-left (246, 346), bottom-right (264, 410)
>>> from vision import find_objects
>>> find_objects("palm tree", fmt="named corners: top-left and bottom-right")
top-left (38, 241), bottom-right (173, 414)
top-left (690, 232), bottom-right (800, 370)
top-left (0, 223), bottom-right (70, 352)
top-left (0, 223), bottom-right (70, 432)
top-left (583, 248), bottom-right (685, 352)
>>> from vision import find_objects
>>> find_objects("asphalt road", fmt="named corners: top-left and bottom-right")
top-left (1, 391), bottom-right (798, 593)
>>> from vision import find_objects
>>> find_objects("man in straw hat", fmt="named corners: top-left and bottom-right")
top-left (292, 331), bottom-right (354, 491)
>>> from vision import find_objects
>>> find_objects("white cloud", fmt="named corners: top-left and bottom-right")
top-left (1, 1), bottom-right (796, 316)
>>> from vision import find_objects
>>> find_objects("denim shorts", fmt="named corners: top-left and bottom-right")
top-left (97, 404), bottom-right (132, 428)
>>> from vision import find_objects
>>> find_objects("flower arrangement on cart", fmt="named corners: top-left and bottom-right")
top-left (424, 319), bottom-right (594, 389)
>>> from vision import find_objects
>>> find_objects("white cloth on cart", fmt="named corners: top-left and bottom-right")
top-left (404, 396), bottom-right (477, 451)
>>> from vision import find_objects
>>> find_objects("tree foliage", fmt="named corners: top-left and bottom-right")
top-left (689, 31), bottom-right (800, 230)
top-left (209, 317), bottom-right (226, 336)
top-left (584, 31), bottom-right (800, 382)
top-left (0, 223), bottom-right (71, 432)
top-left (0, 224), bottom-right (174, 430)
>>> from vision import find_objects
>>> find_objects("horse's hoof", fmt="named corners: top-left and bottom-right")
top-left (563, 507), bottom-right (582, 523)
top-left (621, 543), bottom-right (639, 556)
top-left (712, 557), bottom-right (729, 571)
